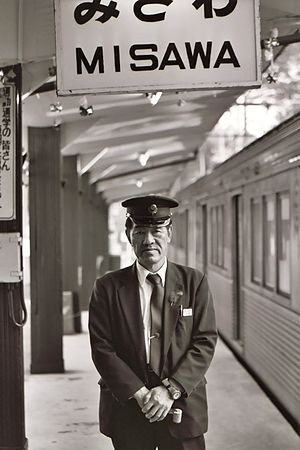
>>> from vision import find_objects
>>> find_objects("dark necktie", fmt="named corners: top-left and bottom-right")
top-left (147, 273), bottom-right (164, 375)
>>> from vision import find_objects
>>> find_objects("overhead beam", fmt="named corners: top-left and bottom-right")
top-left (60, 117), bottom-right (106, 154)
top-left (95, 167), bottom-right (182, 192)
top-left (86, 147), bottom-right (197, 182)
top-left (261, 30), bottom-right (300, 48)
top-left (63, 126), bottom-right (204, 156)
top-left (102, 180), bottom-right (173, 204)
top-left (94, 153), bottom-right (197, 186)
top-left (80, 135), bottom-right (200, 167)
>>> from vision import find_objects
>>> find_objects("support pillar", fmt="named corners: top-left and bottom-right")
top-left (62, 156), bottom-right (81, 332)
top-left (93, 187), bottom-right (109, 277)
top-left (28, 127), bottom-right (64, 373)
top-left (79, 175), bottom-right (108, 310)
top-left (0, 64), bottom-right (27, 450)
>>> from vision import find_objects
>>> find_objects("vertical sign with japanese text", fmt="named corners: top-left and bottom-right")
top-left (55, 0), bottom-right (261, 95)
top-left (0, 85), bottom-right (16, 220)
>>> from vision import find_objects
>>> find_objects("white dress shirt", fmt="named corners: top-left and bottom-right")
top-left (136, 259), bottom-right (167, 363)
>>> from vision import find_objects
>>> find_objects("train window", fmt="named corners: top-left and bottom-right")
top-left (211, 205), bottom-right (225, 268)
top-left (251, 198), bottom-right (262, 283)
top-left (277, 192), bottom-right (291, 296)
top-left (251, 191), bottom-right (291, 301)
top-left (263, 195), bottom-right (276, 289)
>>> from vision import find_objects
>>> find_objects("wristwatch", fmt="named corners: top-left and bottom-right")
top-left (161, 378), bottom-right (182, 400)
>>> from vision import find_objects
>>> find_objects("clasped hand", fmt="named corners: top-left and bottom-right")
top-left (135, 386), bottom-right (174, 423)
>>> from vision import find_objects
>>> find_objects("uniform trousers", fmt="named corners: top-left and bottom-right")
top-left (111, 399), bottom-right (206, 450)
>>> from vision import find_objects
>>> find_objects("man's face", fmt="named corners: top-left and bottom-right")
top-left (128, 224), bottom-right (172, 271)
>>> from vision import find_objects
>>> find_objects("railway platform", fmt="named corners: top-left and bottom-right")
top-left (24, 310), bottom-right (299, 450)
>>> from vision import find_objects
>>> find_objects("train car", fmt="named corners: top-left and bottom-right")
top-left (169, 112), bottom-right (300, 433)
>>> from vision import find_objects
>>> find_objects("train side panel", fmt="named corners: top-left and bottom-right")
top-left (172, 113), bottom-right (300, 432)
top-left (243, 168), bottom-right (300, 426)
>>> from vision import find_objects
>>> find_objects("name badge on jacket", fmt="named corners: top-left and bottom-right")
top-left (179, 306), bottom-right (193, 317)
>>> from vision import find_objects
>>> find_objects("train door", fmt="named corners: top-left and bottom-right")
top-left (176, 210), bottom-right (189, 265)
top-left (232, 194), bottom-right (244, 345)
top-left (196, 202), bottom-right (207, 273)
top-left (184, 209), bottom-right (189, 266)
top-left (202, 204), bottom-right (208, 273)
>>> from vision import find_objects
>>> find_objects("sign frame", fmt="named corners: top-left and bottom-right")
top-left (55, 0), bottom-right (262, 96)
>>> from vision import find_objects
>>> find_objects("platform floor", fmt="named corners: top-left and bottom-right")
top-left (24, 312), bottom-right (299, 450)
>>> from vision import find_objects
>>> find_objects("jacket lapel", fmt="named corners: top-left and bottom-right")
top-left (162, 262), bottom-right (183, 368)
top-left (118, 264), bottom-right (147, 368)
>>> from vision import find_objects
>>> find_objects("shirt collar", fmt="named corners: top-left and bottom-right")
top-left (136, 258), bottom-right (167, 287)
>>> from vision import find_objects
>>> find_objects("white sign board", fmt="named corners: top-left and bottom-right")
top-left (0, 85), bottom-right (16, 220)
top-left (55, 0), bottom-right (261, 95)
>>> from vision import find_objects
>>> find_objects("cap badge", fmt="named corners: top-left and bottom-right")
top-left (148, 204), bottom-right (158, 215)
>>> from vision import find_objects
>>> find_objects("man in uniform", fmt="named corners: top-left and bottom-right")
top-left (89, 194), bottom-right (217, 450)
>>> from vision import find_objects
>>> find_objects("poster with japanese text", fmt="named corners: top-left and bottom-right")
top-left (0, 85), bottom-right (15, 220)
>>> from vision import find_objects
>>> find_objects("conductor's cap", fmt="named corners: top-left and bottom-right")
top-left (122, 194), bottom-right (179, 227)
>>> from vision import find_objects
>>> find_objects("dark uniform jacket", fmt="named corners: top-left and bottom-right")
top-left (89, 261), bottom-right (217, 439)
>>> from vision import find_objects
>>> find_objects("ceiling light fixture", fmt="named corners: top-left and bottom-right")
top-left (263, 28), bottom-right (280, 84)
top-left (0, 70), bottom-right (8, 88)
top-left (49, 102), bottom-right (63, 113)
top-left (79, 105), bottom-right (94, 116)
top-left (136, 179), bottom-right (143, 188)
top-left (53, 117), bottom-right (62, 129)
top-left (138, 152), bottom-right (150, 167)
top-left (146, 91), bottom-right (163, 106)
top-left (177, 99), bottom-right (186, 107)
top-left (48, 64), bottom-right (57, 77)
top-left (0, 68), bottom-right (16, 88)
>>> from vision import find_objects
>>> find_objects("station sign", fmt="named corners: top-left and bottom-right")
top-left (54, 0), bottom-right (261, 95)
top-left (0, 84), bottom-right (15, 220)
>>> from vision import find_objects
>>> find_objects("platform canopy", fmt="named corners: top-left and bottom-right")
top-left (1, 0), bottom-right (300, 204)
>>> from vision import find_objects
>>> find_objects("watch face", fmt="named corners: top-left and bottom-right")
top-left (169, 386), bottom-right (181, 400)
top-left (172, 391), bottom-right (181, 400)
